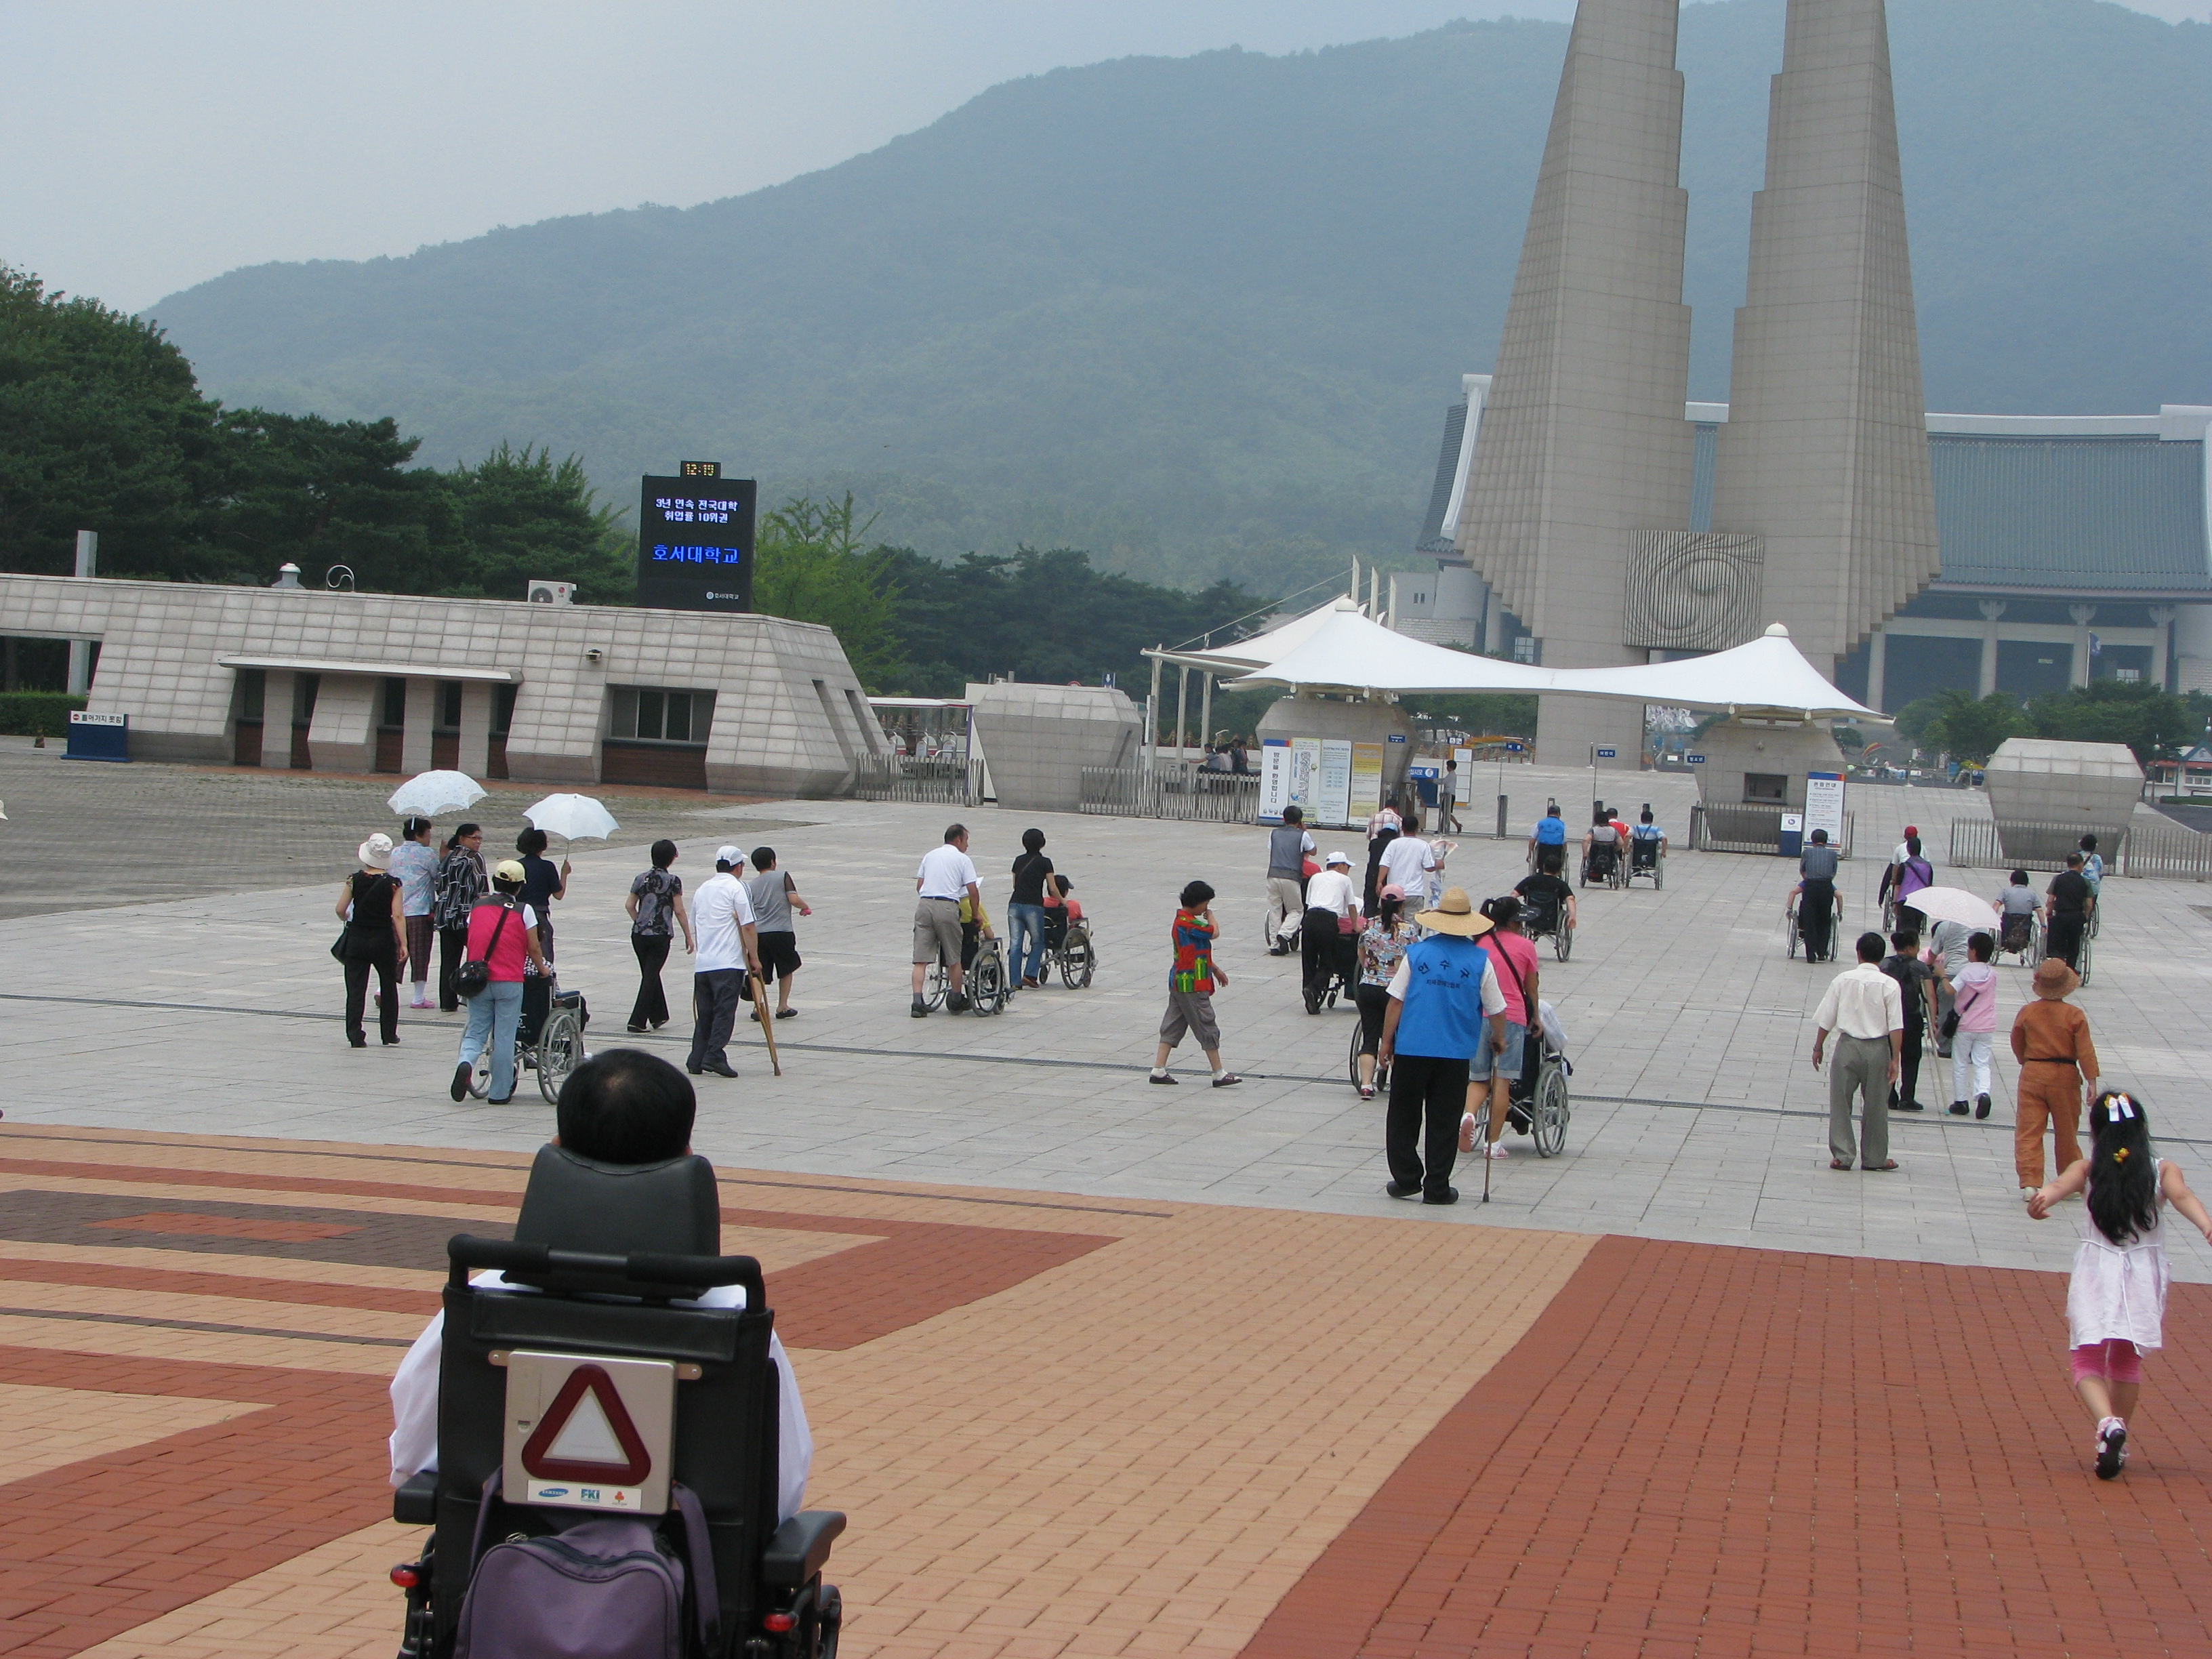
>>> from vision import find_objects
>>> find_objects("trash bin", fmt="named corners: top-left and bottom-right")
top-left (1407, 762), bottom-right (1439, 810)
top-left (1778, 812), bottom-right (1804, 859)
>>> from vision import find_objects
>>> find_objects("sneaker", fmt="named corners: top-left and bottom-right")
top-left (2021, 1186), bottom-right (2040, 1201)
top-left (1948, 1101), bottom-right (1969, 1115)
top-left (1149, 1070), bottom-right (1180, 1085)
top-left (946, 994), bottom-right (971, 1014)
top-left (626, 1023), bottom-right (648, 1034)
top-left (1385, 1180), bottom-right (1422, 1201)
top-left (1895, 1099), bottom-right (1925, 1112)
top-left (1975, 1093), bottom-right (1992, 1120)
top-left (449, 1063), bottom-right (472, 1102)
top-left (1484, 1143), bottom-right (1510, 1160)
top-left (1458, 1113), bottom-right (1477, 1154)
top-left (2095, 1418), bottom-right (2127, 1480)
top-left (1211, 1072), bottom-right (1242, 1088)
top-left (911, 1000), bottom-right (930, 1019)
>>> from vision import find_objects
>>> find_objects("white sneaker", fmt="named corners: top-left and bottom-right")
top-left (1458, 1113), bottom-right (1477, 1153)
top-left (1484, 1143), bottom-right (1510, 1160)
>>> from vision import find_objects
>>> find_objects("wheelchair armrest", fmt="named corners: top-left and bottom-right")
top-left (394, 1470), bottom-right (439, 1526)
top-left (761, 1510), bottom-right (847, 1589)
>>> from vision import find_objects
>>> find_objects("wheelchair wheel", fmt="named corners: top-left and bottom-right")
top-left (1531, 1061), bottom-right (1570, 1158)
top-left (969, 948), bottom-right (1007, 1015)
top-left (535, 1008), bottom-right (583, 1105)
top-left (1786, 902), bottom-right (1801, 959)
top-left (1654, 858), bottom-right (1664, 890)
top-left (1346, 1018), bottom-right (1387, 1092)
top-left (2078, 932), bottom-right (2093, 987)
top-left (464, 1050), bottom-right (493, 1101)
top-left (924, 960), bottom-right (949, 1010)
top-left (1059, 928), bottom-right (1094, 989)
top-left (2089, 903), bottom-right (2102, 939)
top-left (1554, 918), bottom-right (1574, 962)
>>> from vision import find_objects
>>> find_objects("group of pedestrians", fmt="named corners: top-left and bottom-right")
top-left (908, 822), bottom-right (1085, 1016)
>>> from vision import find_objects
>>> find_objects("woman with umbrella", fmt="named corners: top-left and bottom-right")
top-left (431, 824), bottom-right (487, 1012)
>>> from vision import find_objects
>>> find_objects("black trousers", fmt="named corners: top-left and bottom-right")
top-left (2046, 913), bottom-right (2086, 970)
top-left (630, 934), bottom-right (674, 1028)
top-left (689, 968), bottom-right (745, 1070)
top-left (1891, 1024), bottom-right (1925, 1107)
top-left (1300, 907), bottom-right (1349, 1000)
top-left (519, 976), bottom-right (550, 1048)
top-left (437, 925), bottom-right (470, 1012)
top-left (1355, 983), bottom-right (1391, 1056)
top-left (342, 940), bottom-right (400, 1042)
top-left (1800, 878), bottom-right (1835, 959)
top-left (1387, 1052), bottom-right (1469, 1197)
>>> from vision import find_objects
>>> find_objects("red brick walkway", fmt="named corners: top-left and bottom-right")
top-left (1244, 1235), bottom-right (2212, 1658)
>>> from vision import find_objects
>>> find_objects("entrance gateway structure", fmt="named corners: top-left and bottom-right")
top-left (1433, 0), bottom-right (1940, 769)
top-left (0, 570), bottom-right (880, 797)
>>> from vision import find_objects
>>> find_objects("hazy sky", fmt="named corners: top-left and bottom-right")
top-left (3, 1), bottom-right (2202, 313)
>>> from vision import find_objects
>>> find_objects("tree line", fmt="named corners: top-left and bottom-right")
top-left (1, 265), bottom-right (1273, 696)
top-left (1893, 682), bottom-right (2212, 769)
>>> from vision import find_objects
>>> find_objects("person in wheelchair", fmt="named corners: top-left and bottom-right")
top-left (1629, 806), bottom-right (1665, 872)
top-left (1581, 804), bottom-right (1622, 886)
top-left (1513, 867), bottom-right (1577, 939)
top-left (1042, 874), bottom-right (1082, 953)
top-left (391, 1049), bottom-right (813, 1523)
top-left (1996, 869), bottom-right (2039, 954)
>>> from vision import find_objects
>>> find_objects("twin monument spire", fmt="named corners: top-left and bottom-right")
top-left (1456, 0), bottom-right (1938, 761)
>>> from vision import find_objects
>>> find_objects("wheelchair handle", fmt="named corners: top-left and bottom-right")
top-left (447, 1235), bottom-right (767, 1307)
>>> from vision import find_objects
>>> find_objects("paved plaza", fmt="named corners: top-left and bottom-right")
top-left (3, 746), bottom-right (2211, 1655)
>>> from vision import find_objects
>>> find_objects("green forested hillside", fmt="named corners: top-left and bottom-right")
top-left (144, 0), bottom-right (2212, 592)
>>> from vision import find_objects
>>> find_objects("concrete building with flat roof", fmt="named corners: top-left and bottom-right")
top-left (0, 571), bottom-right (882, 797)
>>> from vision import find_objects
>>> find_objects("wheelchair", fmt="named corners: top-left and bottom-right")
top-left (1997, 911), bottom-right (2037, 968)
top-left (1521, 893), bottom-right (1574, 962)
top-left (392, 1146), bottom-right (844, 1658)
top-left (1302, 923), bottom-right (1357, 1015)
top-left (1040, 912), bottom-right (1095, 989)
top-left (921, 931), bottom-right (1010, 1015)
top-left (1580, 842), bottom-right (1624, 890)
top-left (1498, 1004), bottom-right (1572, 1158)
top-left (1626, 836), bottom-right (1664, 890)
top-left (1346, 999), bottom-right (1391, 1092)
top-left (1786, 891), bottom-right (1844, 962)
top-left (463, 985), bottom-right (588, 1105)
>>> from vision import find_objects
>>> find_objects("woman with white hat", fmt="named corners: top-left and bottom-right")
top-left (335, 832), bottom-right (407, 1048)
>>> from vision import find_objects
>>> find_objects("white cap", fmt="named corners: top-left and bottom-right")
top-left (716, 844), bottom-right (744, 867)
top-left (1326, 850), bottom-right (1351, 867)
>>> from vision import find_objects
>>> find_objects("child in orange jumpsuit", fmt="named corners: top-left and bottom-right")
top-left (2009, 957), bottom-right (2098, 1201)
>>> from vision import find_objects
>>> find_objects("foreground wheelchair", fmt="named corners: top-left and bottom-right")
top-left (1498, 1000), bottom-right (1573, 1157)
top-left (393, 1147), bottom-right (845, 1658)
top-left (1520, 891), bottom-right (1574, 962)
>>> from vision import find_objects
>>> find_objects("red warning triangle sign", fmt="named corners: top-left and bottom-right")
top-left (520, 1364), bottom-right (653, 1485)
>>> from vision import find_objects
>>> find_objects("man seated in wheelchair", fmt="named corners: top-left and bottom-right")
top-left (1629, 806), bottom-right (1664, 870)
top-left (1042, 875), bottom-right (1083, 952)
top-left (1512, 868), bottom-right (1576, 937)
top-left (390, 1048), bottom-right (838, 1656)
top-left (1581, 804), bottom-right (1622, 885)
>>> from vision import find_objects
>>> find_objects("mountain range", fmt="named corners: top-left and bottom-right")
top-left (146, 0), bottom-right (2212, 594)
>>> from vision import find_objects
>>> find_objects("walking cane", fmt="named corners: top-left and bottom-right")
top-left (750, 969), bottom-right (782, 1077)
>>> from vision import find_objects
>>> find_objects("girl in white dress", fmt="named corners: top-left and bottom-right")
top-left (2029, 1091), bottom-right (2212, 1478)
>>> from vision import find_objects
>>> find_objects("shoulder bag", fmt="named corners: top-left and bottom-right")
top-left (454, 899), bottom-right (514, 1000)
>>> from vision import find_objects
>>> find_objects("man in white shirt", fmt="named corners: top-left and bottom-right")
top-left (1810, 930), bottom-right (1906, 1171)
top-left (912, 822), bottom-right (983, 1016)
top-left (1299, 851), bottom-right (1361, 1011)
top-left (687, 846), bottom-right (759, 1078)
top-left (1378, 830), bottom-right (1437, 906)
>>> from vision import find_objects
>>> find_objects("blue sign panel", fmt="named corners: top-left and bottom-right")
top-left (1595, 747), bottom-right (1617, 759)
top-left (1685, 752), bottom-right (1706, 765)
top-left (1504, 741), bottom-right (1525, 754)
top-left (64, 710), bottom-right (128, 762)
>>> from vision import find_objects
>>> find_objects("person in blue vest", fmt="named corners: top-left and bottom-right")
top-left (1375, 887), bottom-right (1509, 1206)
top-left (1528, 799), bottom-right (1568, 875)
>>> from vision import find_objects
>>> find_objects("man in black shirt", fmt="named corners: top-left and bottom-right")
top-left (2043, 853), bottom-right (2095, 970)
top-left (1513, 869), bottom-right (1578, 941)
top-left (514, 828), bottom-right (569, 1044)
top-left (1881, 928), bottom-right (1938, 1110)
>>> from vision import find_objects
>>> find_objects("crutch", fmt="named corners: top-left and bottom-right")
top-left (750, 969), bottom-right (782, 1077)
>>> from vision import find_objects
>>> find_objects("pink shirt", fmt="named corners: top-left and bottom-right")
top-left (1950, 962), bottom-right (1999, 1033)
top-left (1481, 930), bottom-right (1540, 1027)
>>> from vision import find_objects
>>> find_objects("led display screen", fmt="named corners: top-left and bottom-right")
top-left (635, 475), bottom-right (756, 611)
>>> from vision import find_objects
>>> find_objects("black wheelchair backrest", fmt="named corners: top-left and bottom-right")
top-left (510, 1146), bottom-right (720, 1298)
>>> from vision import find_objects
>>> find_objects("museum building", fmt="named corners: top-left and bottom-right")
top-left (1397, 376), bottom-right (2212, 713)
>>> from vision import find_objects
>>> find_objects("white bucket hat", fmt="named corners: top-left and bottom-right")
top-left (358, 832), bottom-right (394, 869)
top-left (1325, 850), bottom-right (1352, 867)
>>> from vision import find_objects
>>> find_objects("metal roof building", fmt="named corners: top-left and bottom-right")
top-left (1399, 391), bottom-right (2212, 712)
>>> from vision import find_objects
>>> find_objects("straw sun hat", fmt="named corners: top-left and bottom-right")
top-left (2032, 957), bottom-right (2081, 1000)
top-left (1415, 887), bottom-right (1494, 938)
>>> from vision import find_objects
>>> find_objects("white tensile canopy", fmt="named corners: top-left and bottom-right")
top-left (1212, 606), bottom-right (1881, 722)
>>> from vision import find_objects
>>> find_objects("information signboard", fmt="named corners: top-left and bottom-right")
top-left (1316, 739), bottom-right (1354, 826)
top-left (1803, 770), bottom-right (1847, 845)
top-left (63, 709), bottom-right (127, 763)
top-left (1349, 741), bottom-right (1385, 823)
top-left (1290, 737), bottom-right (1322, 817)
top-left (636, 474), bottom-right (756, 611)
top-left (1256, 738), bottom-right (1292, 823)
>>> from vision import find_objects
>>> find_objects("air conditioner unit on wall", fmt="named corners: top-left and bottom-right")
top-left (527, 580), bottom-right (575, 605)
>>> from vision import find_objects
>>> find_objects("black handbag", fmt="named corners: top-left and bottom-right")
top-left (454, 901), bottom-right (514, 999)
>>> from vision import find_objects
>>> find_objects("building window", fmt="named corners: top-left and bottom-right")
top-left (493, 683), bottom-right (518, 737)
top-left (609, 687), bottom-right (715, 744)
top-left (1511, 636), bottom-right (1538, 664)
top-left (237, 668), bottom-right (266, 722)
top-left (382, 677), bottom-right (408, 729)
top-left (1744, 772), bottom-right (1788, 804)
top-left (436, 681), bottom-right (463, 733)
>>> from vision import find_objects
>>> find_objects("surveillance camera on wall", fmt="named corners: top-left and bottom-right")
top-left (527, 580), bottom-right (576, 605)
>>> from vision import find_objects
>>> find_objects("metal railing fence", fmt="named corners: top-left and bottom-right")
top-left (1948, 817), bottom-right (2212, 881)
top-left (851, 753), bottom-right (981, 806)
top-left (1080, 764), bottom-right (1261, 822)
top-left (1688, 803), bottom-right (1856, 859)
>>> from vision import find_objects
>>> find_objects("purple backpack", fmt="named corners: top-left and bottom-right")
top-left (454, 1473), bottom-right (720, 1659)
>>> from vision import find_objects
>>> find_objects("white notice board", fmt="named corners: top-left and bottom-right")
top-left (1257, 739), bottom-right (1292, 823)
top-left (1316, 739), bottom-right (1354, 827)
top-left (1803, 771), bottom-right (1846, 844)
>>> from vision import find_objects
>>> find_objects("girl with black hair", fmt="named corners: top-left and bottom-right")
top-left (430, 823), bottom-right (487, 1012)
top-left (2029, 1090), bottom-right (2212, 1478)
top-left (1353, 886), bottom-right (1418, 1099)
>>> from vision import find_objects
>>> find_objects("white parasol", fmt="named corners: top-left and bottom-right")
top-left (387, 770), bottom-right (485, 819)
top-left (1892, 885), bottom-right (2002, 933)
top-left (523, 793), bottom-right (620, 844)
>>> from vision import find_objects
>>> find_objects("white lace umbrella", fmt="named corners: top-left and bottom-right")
top-left (1895, 885), bottom-right (2001, 933)
top-left (523, 793), bottom-right (620, 844)
top-left (386, 770), bottom-right (485, 819)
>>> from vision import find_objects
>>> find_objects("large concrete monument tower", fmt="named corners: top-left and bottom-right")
top-left (1708, 0), bottom-right (1939, 675)
top-left (1454, 0), bottom-right (1695, 766)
